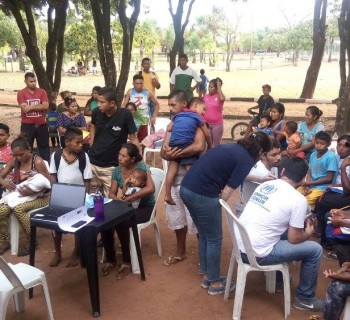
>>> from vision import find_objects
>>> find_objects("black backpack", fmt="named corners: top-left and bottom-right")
top-left (53, 149), bottom-right (86, 178)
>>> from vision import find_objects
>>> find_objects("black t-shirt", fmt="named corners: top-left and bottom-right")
top-left (89, 108), bottom-right (137, 167)
top-left (257, 95), bottom-right (274, 115)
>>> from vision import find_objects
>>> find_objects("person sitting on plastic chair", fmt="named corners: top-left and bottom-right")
top-left (236, 157), bottom-right (324, 312)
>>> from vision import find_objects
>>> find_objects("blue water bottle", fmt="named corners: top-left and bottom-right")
top-left (93, 189), bottom-right (105, 222)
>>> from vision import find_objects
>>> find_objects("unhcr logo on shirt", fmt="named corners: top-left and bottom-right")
top-left (260, 184), bottom-right (278, 195)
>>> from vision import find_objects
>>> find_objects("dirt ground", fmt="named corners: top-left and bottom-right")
top-left (0, 92), bottom-right (341, 320)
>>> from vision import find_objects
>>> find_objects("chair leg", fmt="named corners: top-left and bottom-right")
top-left (152, 221), bottom-right (162, 257)
top-left (1, 293), bottom-right (12, 320)
top-left (152, 153), bottom-right (156, 167)
top-left (266, 271), bottom-right (276, 293)
top-left (10, 215), bottom-right (20, 255)
top-left (233, 266), bottom-right (248, 320)
top-left (224, 248), bottom-right (236, 300)
top-left (129, 228), bottom-right (140, 274)
top-left (13, 291), bottom-right (25, 312)
top-left (281, 267), bottom-right (291, 318)
top-left (41, 278), bottom-right (55, 320)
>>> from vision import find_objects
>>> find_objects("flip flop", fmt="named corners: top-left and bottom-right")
top-left (115, 264), bottom-right (132, 280)
top-left (101, 262), bottom-right (115, 276)
top-left (163, 256), bottom-right (187, 266)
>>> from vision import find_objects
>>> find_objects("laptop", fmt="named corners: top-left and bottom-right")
top-left (31, 183), bottom-right (87, 222)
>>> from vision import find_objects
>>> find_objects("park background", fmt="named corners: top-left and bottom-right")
top-left (0, 0), bottom-right (347, 319)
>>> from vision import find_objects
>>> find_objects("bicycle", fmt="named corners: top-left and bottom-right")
top-left (230, 111), bottom-right (259, 140)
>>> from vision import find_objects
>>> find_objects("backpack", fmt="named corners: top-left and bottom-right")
top-left (53, 149), bottom-right (86, 178)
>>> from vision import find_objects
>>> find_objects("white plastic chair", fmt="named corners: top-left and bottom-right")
top-left (136, 167), bottom-right (165, 256)
top-left (9, 161), bottom-right (50, 255)
top-left (10, 206), bottom-right (48, 255)
top-left (0, 256), bottom-right (54, 320)
top-left (219, 199), bottom-right (291, 320)
top-left (143, 117), bottom-right (171, 168)
top-left (241, 181), bottom-right (259, 204)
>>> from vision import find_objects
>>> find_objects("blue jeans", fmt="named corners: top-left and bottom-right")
top-left (324, 280), bottom-right (350, 320)
top-left (254, 240), bottom-right (322, 300)
top-left (180, 186), bottom-right (222, 282)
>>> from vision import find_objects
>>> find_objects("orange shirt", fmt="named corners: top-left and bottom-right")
top-left (287, 132), bottom-right (302, 150)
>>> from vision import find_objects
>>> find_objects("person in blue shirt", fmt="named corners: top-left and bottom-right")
top-left (256, 114), bottom-right (273, 136)
top-left (180, 132), bottom-right (272, 296)
top-left (197, 69), bottom-right (209, 98)
top-left (298, 131), bottom-right (338, 210)
top-left (47, 103), bottom-right (59, 147)
top-left (292, 106), bottom-right (324, 160)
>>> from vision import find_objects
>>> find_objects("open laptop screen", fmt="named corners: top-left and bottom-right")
top-left (50, 183), bottom-right (86, 209)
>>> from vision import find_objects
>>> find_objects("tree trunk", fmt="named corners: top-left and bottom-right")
top-left (115, 0), bottom-right (141, 105)
top-left (90, 0), bottom-right (116, 87)
top-left (328, 37), bottom-right (334, 62)
top-left (334, 0), bottom-right (350, 134)
top-left (168, 0), bottom-right (196, 76)
top-left (5, 0), bottom-right (68, 101)
top-left (300, 0), bottom-right (328, 98)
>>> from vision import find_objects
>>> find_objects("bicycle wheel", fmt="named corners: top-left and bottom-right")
top-left (231, 122), bottom-right (249, 140)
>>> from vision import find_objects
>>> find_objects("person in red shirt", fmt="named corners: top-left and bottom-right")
top-left (17, 72), bottom-right (50, 161)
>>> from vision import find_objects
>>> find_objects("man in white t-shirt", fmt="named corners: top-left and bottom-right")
top-left (246, 138), bottom-right (281, 183)
top-left (240, 138), bottom-right (280, 202)
top-left (236, 157), bottom-right (324, 311)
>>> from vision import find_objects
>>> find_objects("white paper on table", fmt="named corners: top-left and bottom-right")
top-left (57, 206), bottom-right (94, 232)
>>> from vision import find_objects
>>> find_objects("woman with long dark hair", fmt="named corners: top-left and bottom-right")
top-left (180, 132), bottom-right (272, 295)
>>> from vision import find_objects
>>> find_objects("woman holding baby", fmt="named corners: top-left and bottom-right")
top-left (0, 135), bottom-right (50, 256)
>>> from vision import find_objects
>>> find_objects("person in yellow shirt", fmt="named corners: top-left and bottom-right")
top-left (138, 58), bottom-right (161, 118)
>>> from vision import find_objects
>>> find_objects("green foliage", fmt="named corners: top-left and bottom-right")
top-left (0, 11), bottom-right (21, 47)
top-left (64, 13), bottom-right (98, 64)
top-left (157, 26), bottom-right (175, 51)
top-left (286, 20), bottom-right (313, 52)
top-left (111, 20), bottom-right (123, 54)
top-left (133, 19), bottom-right (159, 55)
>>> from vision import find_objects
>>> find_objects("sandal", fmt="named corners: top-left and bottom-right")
top-left (163, 256), bottom-right (187, 266)
top-left (115, 264), bottom-right (131, 279)
top-left (0, 241), bottom-right (10, 255)
top-left (101, 262), bottom-right (115, 276)
top-left (17, 240), bottom-right (38, 257)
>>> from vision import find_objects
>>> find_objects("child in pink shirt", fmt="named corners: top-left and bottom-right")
top-left (0, 123), bottom-right (12, 197)
top-left (203, 78), bottom-right (225, 146)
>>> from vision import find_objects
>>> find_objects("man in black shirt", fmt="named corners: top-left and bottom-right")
top-left (89, 87), bottom-right (139, 196)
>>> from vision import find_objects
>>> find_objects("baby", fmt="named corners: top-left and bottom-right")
top-left (0, 173), bottom-right (50, 208)
top-left (256, 114), bottom-right (273, 135)
top-left (121, 168), bottom-right (147, 208)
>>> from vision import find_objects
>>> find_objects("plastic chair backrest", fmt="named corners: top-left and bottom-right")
top-left (153, 117), bottom-right (171, 133)
top-left (0, 256), bottom-right (24, 291)
top-left (149, 167), bottom-right (165, 218)
top-left (241, 181), bottom-right (259, 204)
top-left (220, 199), bottom-right (260, 269)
